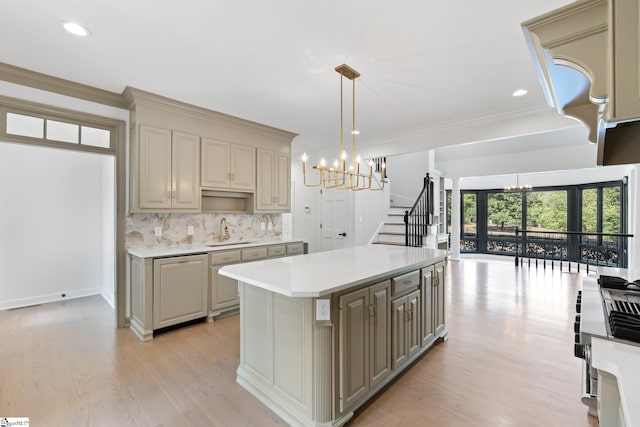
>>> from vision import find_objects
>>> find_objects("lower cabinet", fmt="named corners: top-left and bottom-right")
top-left (420, 261), bottom-right (446, 348)
top-left (210, 266), bottom-right (241, 313)
top-left (339, 280), bottom-right (391, 411)
top-left (391, 288), bottom-right (421, 369)
top-left (434, 261), bottom-right (446, 335)
top-left (209, 244), bottom-right (303, 320)
top-left (421, 265), bottom-right (435, 346)
top-left (152, 254), bottom-right (208, 329)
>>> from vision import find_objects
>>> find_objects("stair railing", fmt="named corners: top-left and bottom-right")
top-left (403, 173), bottom-right (433, 247)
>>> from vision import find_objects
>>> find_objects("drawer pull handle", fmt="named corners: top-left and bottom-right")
top-left (403, 280), bottom-right (412, 285)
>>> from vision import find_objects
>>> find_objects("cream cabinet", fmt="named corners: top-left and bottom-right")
top-left (256, 148), bottom-right (290, 211)
top-left (209, 250), bottom-right (242, 318)
top-left (152, 254), bottom-right (208, 330)
top-left (208, 243), bottom-right (304, 321)
top-left (434, 261), bottom-right (446, 335)
top-left (391, 288), bottom-right (421, 369)
top-left (339, 280), bottom-right (391, 411)
top-left (421, 265), bottom-right (435, 346)
top-left (134, 125), bottom-right (201, 211)
top-left (129, 241), bottom-right (306, 341)
top-left (201, 138), bottom-right (255, 191)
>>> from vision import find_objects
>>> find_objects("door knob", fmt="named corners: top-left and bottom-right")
top-left (338, 232), bottom-right (347, 236)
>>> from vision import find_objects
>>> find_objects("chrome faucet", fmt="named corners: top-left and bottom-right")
top-left (220, 217), bottom-right (230, 242)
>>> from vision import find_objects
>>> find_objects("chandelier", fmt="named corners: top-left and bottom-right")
top-left (504, 174), bottom-right (532, 191)
top-left (302, 64), bottom-right (386, 191)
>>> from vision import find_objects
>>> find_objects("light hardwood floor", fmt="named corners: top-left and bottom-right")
top-left (0, 259), bottom-right (598, 426)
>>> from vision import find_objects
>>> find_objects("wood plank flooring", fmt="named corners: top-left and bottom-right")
top-left (0, 259), bottom-right (598, 426)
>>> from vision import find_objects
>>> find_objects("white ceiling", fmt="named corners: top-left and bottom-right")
top-left (0, 0), bottom-right (581, 157)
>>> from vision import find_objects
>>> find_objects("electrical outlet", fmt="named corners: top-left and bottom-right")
top-left (316, 299), bottom-right (330, 321)
top-left (268, 222), bottom-right (273, 231)
top-left (187, 225), bottom-right (194, 235)
top-left (154, 226), bottom-right (162, 237)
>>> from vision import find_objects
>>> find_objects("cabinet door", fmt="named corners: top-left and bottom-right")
top-left (421, 266), bottom-right (434, 346)
top-left (230, 144), bottom-right (255, 190)
top-left (201, 138), bottom-right (231, 188)
top-left (339, 287), bottom-right (370, 411)
top-left (391, 297), bottom-right (408, 369)
top-left (274, 152), bottom-right (290, 210)
top-left (407, 289), bottom-right (421, 359)
top-left (369, 280), bottom-right (391, 387)
top-left (256, 149), bottom-right (275, 209)
top-left (434, 261), bottom-right (446, 335)
top-left (139, 125), bottom-right (172, 209)
top-left (210, 266), bottom-right (240, 312)
top-left (153, 254), bottom-right (208, 329)
top-left (172, 131), bottom-right (201, 210)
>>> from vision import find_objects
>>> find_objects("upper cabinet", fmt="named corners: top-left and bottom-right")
top-left (201, 138), bottom-right (255, 191)
top-left (522, 0), bottom-right (640, 165)
top-left (124, 87), bottom-right (296, 213)
top-left (133, 125), bottom-right (200, 212)
top-left (256, 149), bottom-right (290, 211)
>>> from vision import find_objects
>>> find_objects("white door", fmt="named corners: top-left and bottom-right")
top-left (321, 188), bottom-right (352, 251)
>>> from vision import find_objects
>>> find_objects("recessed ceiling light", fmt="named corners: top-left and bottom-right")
top-left (512, 89), bottom-right (528, 97)
top-left (62, 21), bottom-right (91, 37)
top-left (351, 130), bottom-right (360, 135)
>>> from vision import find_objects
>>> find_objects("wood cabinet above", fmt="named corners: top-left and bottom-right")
top-left (201, 139), bottom-right (255, 191)
top-left (522, 0), bottom-right (640, 165)
top-left (124, 87), bottom-right (296, 213)
top-left (132, 125), bottom-right (201, 212)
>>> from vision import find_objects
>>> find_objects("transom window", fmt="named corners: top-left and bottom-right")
top-left (3, 111), bottom-right (113, 151)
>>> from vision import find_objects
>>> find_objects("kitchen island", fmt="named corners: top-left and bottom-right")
top-left (220, 244), bottom-right (448, 427)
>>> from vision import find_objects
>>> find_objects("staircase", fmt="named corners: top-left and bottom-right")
top-left (374, 205), bottom-right (425, 246)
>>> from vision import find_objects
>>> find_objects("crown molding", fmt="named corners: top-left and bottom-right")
top-left (360, 105), bottom-right (576, 149)
top-left (0, 62), bottom-right (128, 109)
top-left (123, 86), bottom-right (297, 140)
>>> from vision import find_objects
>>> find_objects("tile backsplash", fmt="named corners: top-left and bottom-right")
top-left (125, 212), bottom-right (282, 248)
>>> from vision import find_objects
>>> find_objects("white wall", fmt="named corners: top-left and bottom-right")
top-left (0, 143), bottom-right (114, 309)
top-left (385, 151), bottom-right (428, 205)
top-left (460, 166), bottom-right (632, 190)
top-left (354, 181), bottom-right (390, 245)
top-left (292, 155), bottom-right (322, 252)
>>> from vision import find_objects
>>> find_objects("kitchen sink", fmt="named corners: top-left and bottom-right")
top-left (206, 241), bottom-right (254, 247)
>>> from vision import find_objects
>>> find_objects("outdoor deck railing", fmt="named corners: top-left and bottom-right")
top-left (514, 228), bottom-right (633, 273)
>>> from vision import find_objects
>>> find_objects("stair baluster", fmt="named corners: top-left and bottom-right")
top-left (403, 173), bottom-right (432, 247)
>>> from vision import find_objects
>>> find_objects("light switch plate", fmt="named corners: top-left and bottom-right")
top-left (261, 222), bottom-right (266, 231)
top-left (154, 226), bottom-right (162, 237)
top-left (268, 222), bottom-right (273, 230)
top-left (187, 225), bottom-right (194, 235)
top-left (316, 299), bottom-right (330, 321)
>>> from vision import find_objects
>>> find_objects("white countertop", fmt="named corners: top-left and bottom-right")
top-left (127, 239), bottom-right (304, 258)
top-left (219, 244), bottom-right (447, 297)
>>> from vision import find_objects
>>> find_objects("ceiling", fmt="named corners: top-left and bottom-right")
top-left (0, 0), bottom-right (581, 158)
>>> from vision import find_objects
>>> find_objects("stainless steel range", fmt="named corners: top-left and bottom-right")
top-left (576, 269), bottom-right (640, 426)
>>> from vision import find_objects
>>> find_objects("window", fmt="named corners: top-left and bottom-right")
top-left (3, 111), bottom-right (113, 152)
top-left (458, 180), bottom-right (626, 265)
top-left (461, 192), bottom-right (478, 251)
top-left (486, 192), bottom-right (522, 253)
top-left (527, 190), bottom-right (567, 232)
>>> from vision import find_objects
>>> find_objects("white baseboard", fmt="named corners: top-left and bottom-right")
top-left (0, 288), bottom-right (102, 311)
top-left (101, 289), bottom-right (115, 309)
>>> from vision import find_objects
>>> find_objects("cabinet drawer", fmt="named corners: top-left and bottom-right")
top-left (210, 250), bottom-right (242, 266)
top-left (242, 247), bottom-right (268, 262)
top-left (391, 270), bottom-right (421, 296)
top-left (286, 243), bottom-right (304, 256)
top-left (267, 245), bottom-right (286, 257)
